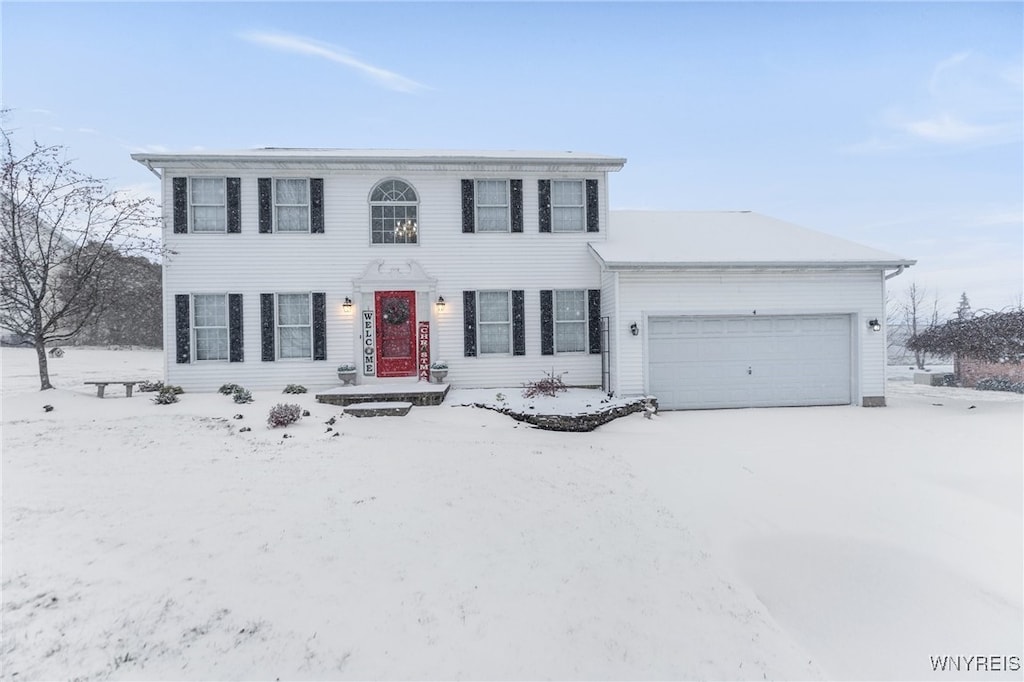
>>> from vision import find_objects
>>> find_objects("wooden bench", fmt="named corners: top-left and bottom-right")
top-left (84, 381), bottom-right (145, 398)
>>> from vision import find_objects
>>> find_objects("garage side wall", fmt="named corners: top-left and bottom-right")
top-left (612, 269), bottom-right (887, 404)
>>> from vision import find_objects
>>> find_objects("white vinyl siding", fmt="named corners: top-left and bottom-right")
top-left (159, 164), bottom-right (611, 391)
top-left (475, 180), bottom-right (509, 232)
top-left (193, 294), bottom-right (228, 361)
top-left (190, 178), bottom-right (226, 233)
top-left (554, 289), bottom-right (586, 352)
top-left (278, 293), bottom-right (312, 359)
top-left (275, 179), bottom-right (310, 232)
top-left (478, 291), bottom-right (511, 354)
top-left (551, 180), bottom-right (584, 232)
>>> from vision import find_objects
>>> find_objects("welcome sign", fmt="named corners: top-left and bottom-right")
top-left (362, 309), bottom-right (375, 376)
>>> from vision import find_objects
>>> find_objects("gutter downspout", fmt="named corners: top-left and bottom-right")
top-left (884, 264), bottom-right (906, 280)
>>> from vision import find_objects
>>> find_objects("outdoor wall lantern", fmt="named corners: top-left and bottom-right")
top-left (342, 297), bottom-right (353, 312)
top-left (630, 322), bottom-right (639, 336)
top-left (868, 318), bottom-right (881, 332)
top-left (436, 296), bottom-right (446, 311)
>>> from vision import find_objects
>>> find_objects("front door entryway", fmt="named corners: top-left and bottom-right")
top-left (375, 290), bottom-right (417, 377)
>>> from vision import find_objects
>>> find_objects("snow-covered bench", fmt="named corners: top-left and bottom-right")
top-left (84, 380), bottom-right (145, 398)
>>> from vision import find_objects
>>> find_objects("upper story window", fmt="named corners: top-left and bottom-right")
top-left (370, 179), bottom-right (418, 244)
top-left (538, 179), bottom-right (599, 234)
top-left (172, 177), bottom-right (240, 234)
top-left (190, 178), bottom-right (227, 233)
top-left (476, 180), bottom-right (510, 232)
top-left (551, 180), bottom-right (585, 232)
top-left (275, 179), bottom-right (310, 232)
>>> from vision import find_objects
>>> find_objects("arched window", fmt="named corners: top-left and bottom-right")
top-left (370, 179), bottom-right (418, 244)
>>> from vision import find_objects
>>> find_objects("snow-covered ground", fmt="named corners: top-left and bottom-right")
top-left (3, 347), bottom-right (1021, 681)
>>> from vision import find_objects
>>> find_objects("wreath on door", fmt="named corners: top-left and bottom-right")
top-left (381, 299), bottom-right (410, 325)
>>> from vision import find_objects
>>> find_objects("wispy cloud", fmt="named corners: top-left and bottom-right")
top-left (240, 30), bottom-right (428, 94)
top-left (842, 51), bottom-right (1022, 154)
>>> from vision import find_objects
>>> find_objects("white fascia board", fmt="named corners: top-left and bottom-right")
top-left (596, 259), bottom-right (917, 271)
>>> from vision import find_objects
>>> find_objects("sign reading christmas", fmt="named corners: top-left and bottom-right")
top-left (418, 321), bottom-right (430, 382)
top-left (362, 310), bottom-right (375, 376)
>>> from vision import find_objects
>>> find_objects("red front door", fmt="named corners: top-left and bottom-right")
top-left (375, 290), bottom-right (417, 377)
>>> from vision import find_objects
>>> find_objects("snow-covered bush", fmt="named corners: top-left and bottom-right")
top-left (218, 383), bottom-right (242, 395)
top-left (137, 380), bottom-right (163, 392)
top-left (267, 403), bottom-right (302, 428)
top-left (153, 385), bottom-right (182, 405)
top-left (975, 377), bottom-right (1024, 394)
top-left (522, 370), bottom-right (568, 398)
top-left (232, 387), bottom-right (253, 404)
top-left (283, 384), bottom-right (307, 394)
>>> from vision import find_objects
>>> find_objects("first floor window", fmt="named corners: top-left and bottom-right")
top-left (554, 290), bottom-right (586, 352)
top-left (478, 290), bottom-right (511, 354)
top-left (551, 180), bottom-right (584, 232)
top-left (278, 293), bottom-right (312, 359)
top-left (190, 178), bottom-right (227, 233)
top-left (275, 178), bottom-right (310, 232)
top-left (193, 294), bottom-right (229, 360)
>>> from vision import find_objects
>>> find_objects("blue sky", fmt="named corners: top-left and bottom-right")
top-left (3, 1), bottom-right (1021, 312)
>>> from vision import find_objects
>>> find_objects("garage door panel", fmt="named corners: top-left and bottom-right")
top-left (648, 314), bottom-right (852, 410)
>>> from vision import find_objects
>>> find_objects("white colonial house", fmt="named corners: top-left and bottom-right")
top-left (131, 149), bottom-right (914, 409)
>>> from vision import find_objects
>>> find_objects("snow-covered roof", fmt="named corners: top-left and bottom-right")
top-left (590, 210), bottom-right (915, 270)
top-left (131, 148), bottom-right (627, 172)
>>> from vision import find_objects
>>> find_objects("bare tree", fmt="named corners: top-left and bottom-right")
top-left (900, 282), bottom-right (928, 369)
top-left (1, 128), bottom-right (158, 389)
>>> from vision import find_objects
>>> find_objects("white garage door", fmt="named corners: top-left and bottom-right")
top-left (648, 315), bottom-right (852, 410)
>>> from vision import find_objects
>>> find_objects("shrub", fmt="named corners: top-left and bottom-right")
top-left (138, 380), bottom-right (163, 392)
top-left (218, 383), bottom-right (242, 395)
top-left (283, 384), bottom-right (307, 394)
top-left (232, 387), bottom-right (254, 404)
top-left (153, 386), bottom-right (182, 404)
top-left (975, 377), bottom-right (1024, 394)
top-left (522, 370), bottom-right (568, 398)
top-left (267, 403), bottom-right (302, 427)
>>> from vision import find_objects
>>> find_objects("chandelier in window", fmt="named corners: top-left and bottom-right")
top-left (395, 219), bottom-right (418, 239)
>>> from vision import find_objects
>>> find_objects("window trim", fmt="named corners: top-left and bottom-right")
top-left (474, 179), bottom-right (510, 233)
top-left (550, 179), bottom-right (586, 233)
top-left (553, 289), bottom-right (587, 353)
top-left (192, 293), bottom-right (230, 362)
top-left (276, 292), bottom-right (313, 360)
top-left (477, 290), bottom-right (513, 355)
top-left (189, 177), bottom-right (228, 233)
top-left (369, 177), bottom-right (420, 245)
top-left (273, 178), bottom-right (311, 233)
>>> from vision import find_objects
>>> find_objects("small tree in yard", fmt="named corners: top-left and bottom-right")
top-left (1, 127), bottom-right (158, 389)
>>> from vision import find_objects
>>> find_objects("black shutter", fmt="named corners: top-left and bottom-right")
top-left (312, 292), bottom-right (326, 360)
top-left (510, 179), bottom-right (523, 233)
top-left (538, 180), bottom-right (551, 233)
top-left (258, 178), bottom-right (273, 233)
top-left (588, 289), bottom-right (601, 354)
top-left (540, 289), bottom-right (554, 355)
top-left (512, 290), bottom-right (525, 356)
top-left (228, 294), bottom-right (244, 362)
top-left (260, 293), bottom-right (275, 361)
top-left (586, 179), bottom-right (599, 233)
top-left (461, 179), bottom-right (475, 233)
top-left (172, 178), bottom-right (188, 233)
top-left (463, 290), bottom-right (477, 357)
top-left (226, 177), bottom-right (241, 233)
top-left (174, 294), bottom-right (191, 363)
top-left (310, 178), bottom-right (324, 233)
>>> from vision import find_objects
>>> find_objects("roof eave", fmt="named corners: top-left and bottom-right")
top-left (593, 258), bottom-right (917, 271)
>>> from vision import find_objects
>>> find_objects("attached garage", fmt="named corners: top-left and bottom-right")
top-left (647, 314), bottom-right (852, 409)
top-left (589, 211), bottom-right (917, 409)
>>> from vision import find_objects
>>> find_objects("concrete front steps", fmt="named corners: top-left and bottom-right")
top-left (315, 381), bottom-right (450, 408)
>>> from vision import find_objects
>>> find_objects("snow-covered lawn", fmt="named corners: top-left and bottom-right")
top-left (3, 348), bottom-right (1021, 680)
